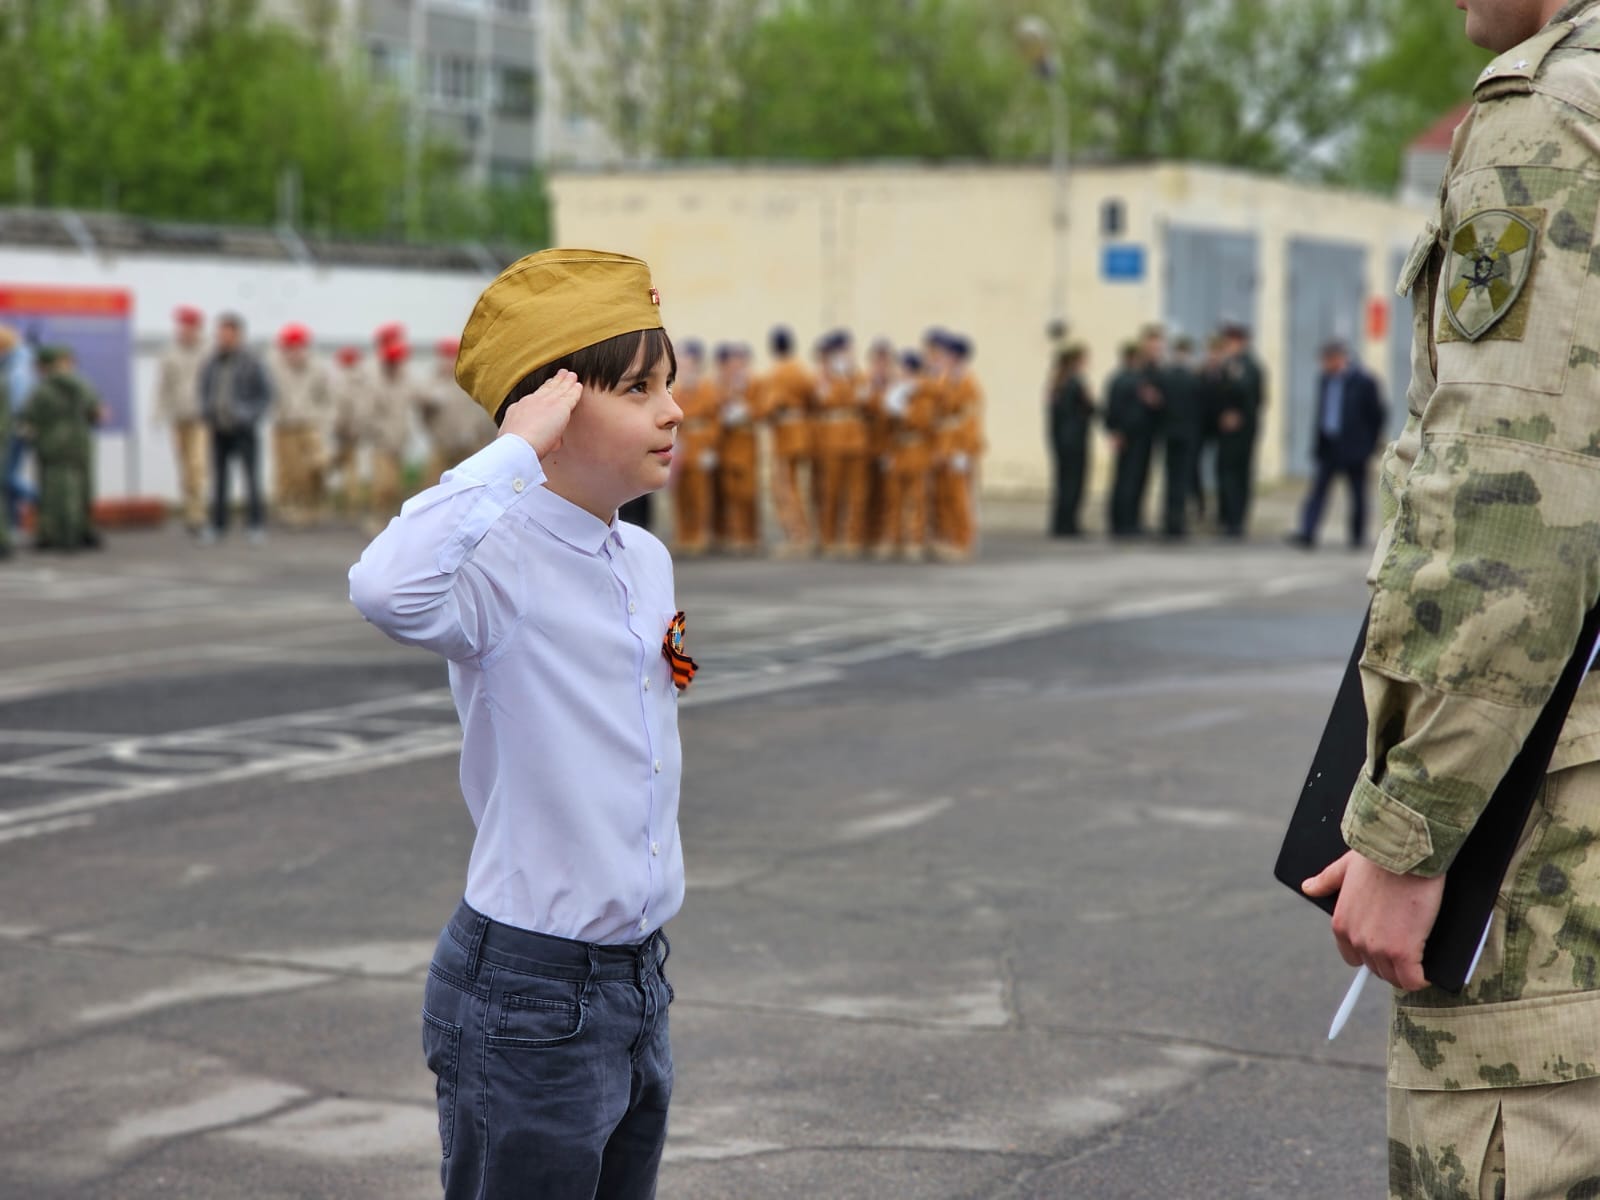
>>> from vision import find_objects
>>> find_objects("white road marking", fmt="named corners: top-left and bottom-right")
top-left (76, 966), bottom-right (335, 1026)
top-left (220, 1098), bottom-right (437, 1161)
top-left (836, 797), bottom-right (954, 841)
top-left (107, 1081), bottom-right (310, 1153)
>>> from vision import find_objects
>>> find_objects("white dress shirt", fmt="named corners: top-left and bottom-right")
top-left (349, 435), bottom-right (684, 944)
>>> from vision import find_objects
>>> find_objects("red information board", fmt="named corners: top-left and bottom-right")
top-left (0, 285), bottom-right (134, 433)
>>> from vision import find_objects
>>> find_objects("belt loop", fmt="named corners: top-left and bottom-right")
top-left (582, 944), bottom-right (599, 1002)
top-left (463, 913), bottom-right (489, 982)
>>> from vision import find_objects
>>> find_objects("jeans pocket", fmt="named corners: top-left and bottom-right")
top-left (421, 1007), bottom-right (462, 1160)
top-left (489, 978), bottom-right (586, 1049)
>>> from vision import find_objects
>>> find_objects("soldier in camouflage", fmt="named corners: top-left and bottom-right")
top-left (20, 347), bottom-right (99, 552)
top-left (1302, 2), bottom-right (1600, 1196)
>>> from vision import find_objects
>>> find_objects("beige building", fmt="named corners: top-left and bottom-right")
top-left (549, 163), bottom-right (1429, 500)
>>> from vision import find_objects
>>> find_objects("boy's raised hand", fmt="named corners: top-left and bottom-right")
top-left (499, 369), bottom-right (582, 458)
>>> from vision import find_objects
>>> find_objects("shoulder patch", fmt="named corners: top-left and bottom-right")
top-left (1440, 208), bottom-right (1541, 343)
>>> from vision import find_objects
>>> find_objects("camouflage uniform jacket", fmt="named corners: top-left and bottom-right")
top-left (1341, 0), bottom-right (1600, 1091)
top-left (22, 373), bottom-right (96, 466)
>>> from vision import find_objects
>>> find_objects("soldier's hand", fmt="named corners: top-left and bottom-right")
top-left (1218, 410), bottom-right (1244, 433)
top-left (1302, 850), bottom-right (1445, 992)
top-left (499, 369), bottom-right (581, 458)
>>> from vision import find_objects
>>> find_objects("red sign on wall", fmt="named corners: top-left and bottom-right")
top-left (0, 285), bottom-right (134, 433)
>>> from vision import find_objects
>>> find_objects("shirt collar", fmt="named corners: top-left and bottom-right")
top-left (1555, 0), bottom-right (1600, 23)
top-left (526, 483), bottom-right (625, 555)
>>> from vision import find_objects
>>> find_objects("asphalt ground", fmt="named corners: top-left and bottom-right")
top-left (0, 503), bottom-right (1392, 1199)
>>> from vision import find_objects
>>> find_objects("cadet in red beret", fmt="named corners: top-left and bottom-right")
top-left (156, 307), bottom-right (210, 531)
top-left (350, 249), bottom-right (687, 1198)
top-left (269, 324), bottom-right (330, 526)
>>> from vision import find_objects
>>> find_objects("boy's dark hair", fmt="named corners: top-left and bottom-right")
top-left (770, 325), bottom-right (794, 357)
top-left (219, 312), bottom-right (245, 332)
top-left (495, 327), bottom-right (677, 426)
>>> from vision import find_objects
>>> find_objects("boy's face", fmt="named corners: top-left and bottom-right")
top-left (558, 344), bottom-right (682, 508)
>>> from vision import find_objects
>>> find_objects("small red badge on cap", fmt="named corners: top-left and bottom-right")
top-left (649, 288), bottom-right (661, 306)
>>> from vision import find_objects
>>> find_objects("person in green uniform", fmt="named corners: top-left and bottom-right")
top-left (1214, 322), bottom-right (1265, 539)
top-left (1046, 343), bottom-right (1093, 538)
top-left (0, 327), bottom-right (13, 560)
top-left (21, 346), bottom-right (98, 552)
top-left (1300, 3), bottom-right (1600, 1194)
top-left (1159, 335), bottom-right (1202, 541)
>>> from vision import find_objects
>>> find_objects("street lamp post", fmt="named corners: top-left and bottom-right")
top-left (1015, 16), bottom-right (1070, 332)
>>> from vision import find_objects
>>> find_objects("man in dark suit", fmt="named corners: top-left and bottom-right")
top-left (1289, 340), bottom-right (1386, 549)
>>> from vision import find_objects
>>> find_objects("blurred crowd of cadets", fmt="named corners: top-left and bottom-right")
top-left (158, 314), bottom-right (989, 563)
top-left (153, 309), bottom-right (496, 539)
top-left (1, 312), bottom-right (990, 562)
top-left (664, 325), bottom-right (986, 564)
top-left (1045, 321), bottom-right (1267, 543)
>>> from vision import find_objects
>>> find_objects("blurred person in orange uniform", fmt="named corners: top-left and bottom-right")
top-left (860, 337), bottom-right (896, 552)
top-left (931, 331), bottom-right (984, 562)
top-left (154, 305), bottom-right (210, 533)
top-left (813, 329), bottom-right (872, 558)
top-left (756, 325), bottom-right (817, 557)
top-left (878, 348), bottom-right (939, 561)
top-left (269, 322), bottom-right (332, 526)
top-left (714, 342), bottom-right (760, 555)
top-left (669, 340), bottom-right (719, 556)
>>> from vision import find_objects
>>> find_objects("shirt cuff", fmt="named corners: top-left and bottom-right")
top-left (1341, 774), bottom-right (1452, 876)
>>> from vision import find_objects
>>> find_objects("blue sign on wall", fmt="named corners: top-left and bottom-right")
top-left (1102, 244), bottom-right (1147, 283)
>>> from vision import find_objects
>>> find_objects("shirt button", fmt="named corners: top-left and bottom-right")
top-left (639, 917), bottom-right (649, 932)
top-left (651, 841), bottom-right (660, 856)
top-left (628, 601), bottom-right (637, 614)
top-left (653, 759), bottom-right (662, 773)
top-left (643, 678), bottom-right (651, 692)
top-left (512, 478), bottom-right (525, 493)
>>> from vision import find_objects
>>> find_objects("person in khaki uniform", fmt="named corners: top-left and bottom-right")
top-left (931, 332), bottom-right (983, 562)
top-left (269, 323), bottom-right (332, 526)
top-left (876, 349), bottom-right (938, 561)
top-left (712, 343), bottom-right (760, 555)
top-left (670, 340), bottom-right (719, 556)
top-left (1299, 5), bottom-right (1600, 1197)
top-left (813, 330), bottom-right (872, 558)
top-left (328, 346), bottom-right (366, 515)
top-left (419, 337), bottom-right (495, 486)
top-left (154, 306), bottom-right (209, 533)
top-left (756, 325), bottom-right (817, 557)
top-left (362, 339), bottom-right (420, 534)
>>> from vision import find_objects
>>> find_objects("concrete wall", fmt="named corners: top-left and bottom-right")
top-left (0, 246), bottom-right (492, 500)
top-left (549, 163), bottom-right (1428, 498)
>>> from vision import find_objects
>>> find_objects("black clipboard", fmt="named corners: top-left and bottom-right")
top-left (1274, 604), bottom-right (1600, 993)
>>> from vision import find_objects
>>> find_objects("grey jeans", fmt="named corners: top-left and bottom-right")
top-left (422, 901), bottom-right (674, 1199)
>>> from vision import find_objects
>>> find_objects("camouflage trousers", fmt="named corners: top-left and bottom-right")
top-left (1389, 1075), bottom-right (1600, 1199)
top-left (34, 460), bottom-right (86, 549)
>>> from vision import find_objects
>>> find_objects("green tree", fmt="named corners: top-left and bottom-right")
top-left (1339, 0), bottom-right (1492, 190)
top-left (0, 0), bottom-right (548, 245)
top-left (564, 0), bottom-right (1494, 194)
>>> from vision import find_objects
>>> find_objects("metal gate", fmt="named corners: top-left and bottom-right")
top-left (1286, 239), bottom-right (1369, 477)
top-left (1162, 226), bottom-right (1259, 348)
top-left (1387, 248), bottom-right (1414, 443)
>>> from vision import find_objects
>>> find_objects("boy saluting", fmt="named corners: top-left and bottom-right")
top-left (350, 249), bottom-right (692, 1199)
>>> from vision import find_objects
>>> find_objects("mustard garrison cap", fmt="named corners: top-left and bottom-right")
top-left (455, 248), bottom-right (664, 417)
